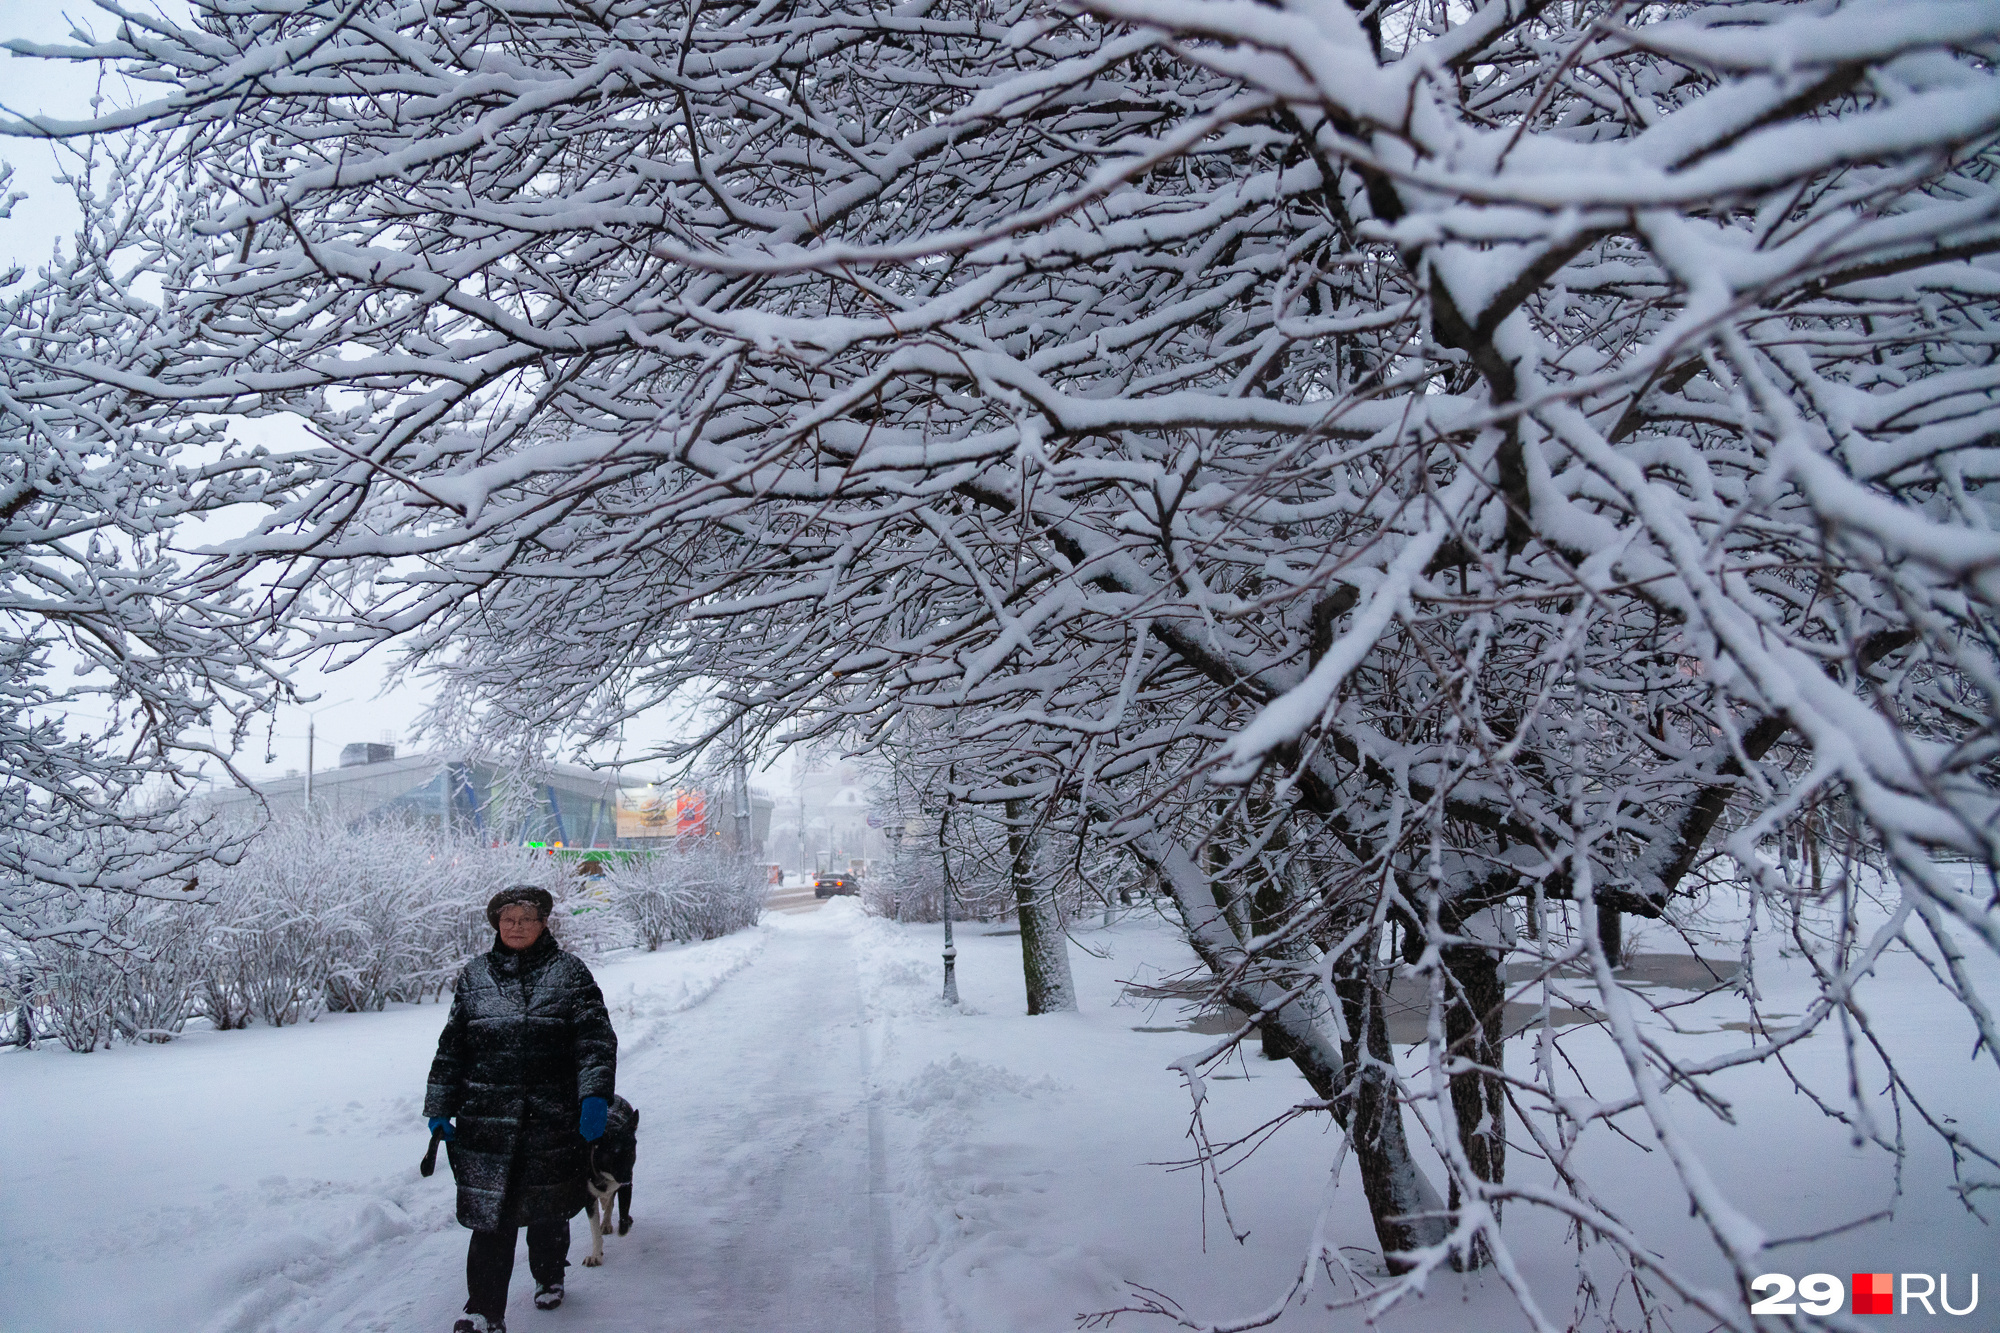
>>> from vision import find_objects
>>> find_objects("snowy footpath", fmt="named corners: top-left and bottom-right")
top-left (5, 896), bottom-right (1996, 1333)
top-left (1, 910), bottom-right (873, 1333)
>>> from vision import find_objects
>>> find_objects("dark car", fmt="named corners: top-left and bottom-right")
top-left (814, 873), bottom-right (859, 898)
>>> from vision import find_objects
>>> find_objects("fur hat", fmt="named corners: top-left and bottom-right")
top-left (487, 884), bottom-right (555, 928)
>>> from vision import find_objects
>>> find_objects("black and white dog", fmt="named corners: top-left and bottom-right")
top-left (582, 1094), bottom-right (639, 1266)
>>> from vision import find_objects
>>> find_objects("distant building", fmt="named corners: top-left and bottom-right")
top-left (765, 753), bottom-right (901, 875)
top-left (205, 745), bottom-right (772, 851)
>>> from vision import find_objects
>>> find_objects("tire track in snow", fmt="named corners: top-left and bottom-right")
top-left (866, 1024), bottom-right (905, 1333)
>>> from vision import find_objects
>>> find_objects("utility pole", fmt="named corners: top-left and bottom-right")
top-left (300, 697), bottom-right (353, 811)
top-left (731, 718), bottom-right (752, 855)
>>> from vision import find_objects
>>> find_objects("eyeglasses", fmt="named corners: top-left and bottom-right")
top-left (497, 911), bottom-right (544, 928)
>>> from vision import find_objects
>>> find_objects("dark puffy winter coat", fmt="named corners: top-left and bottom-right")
top-left (424, 931), bottom-right (618, 1230)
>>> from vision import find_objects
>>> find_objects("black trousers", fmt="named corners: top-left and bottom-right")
top-left (465, 1219), bottom-right (570, 1318)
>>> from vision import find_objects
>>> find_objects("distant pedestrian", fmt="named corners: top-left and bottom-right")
top-left (424, 885), bottom-right (618, 1333)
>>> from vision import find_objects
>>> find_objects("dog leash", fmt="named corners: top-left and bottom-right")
top-left (421, 1130), bottom-right (604, 1181)
top-left (420, 1128), bottom-right (446, 1178)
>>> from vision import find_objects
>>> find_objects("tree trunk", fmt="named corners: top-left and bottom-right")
top-left (1439, 937), bottom-right (1506, 1269)
top-left (1248, 819), bottom-right (1300, 1062)
top-left (1205, 808), bottom-right (1247, 943)
top-left (1007, 797), bottom-right (1076, 1014)
top-left (1102, 805), bottom-right (1450, 1270)
top-left (1332, 951), bottom-right (1452, 1274)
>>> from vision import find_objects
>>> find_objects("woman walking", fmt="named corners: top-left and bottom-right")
top-left (425, 885), bottom-right (618, 1333)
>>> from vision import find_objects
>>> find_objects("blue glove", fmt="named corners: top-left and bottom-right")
top-left (579, 1096), bottom-right (608, 1142)
top-left (428, 1116), bottom-right (455, 1140)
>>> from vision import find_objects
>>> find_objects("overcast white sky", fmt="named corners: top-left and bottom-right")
top-left (1, 3), bottom-right (94, 263)
top-left (3, 3), bottom-right (785, 792)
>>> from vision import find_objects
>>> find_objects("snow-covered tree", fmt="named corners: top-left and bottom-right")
top-left (868, 714), bottom-right (1081, 1011)
top-left (9, 0), bottom-right (2000, 1324)
top-left (0, 150), bottom-right (294, 944)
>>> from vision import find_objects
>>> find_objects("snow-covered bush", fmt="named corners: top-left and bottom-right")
top-left (1, 813), bottom-right (614, 1043)
top-left (542, 874), bottom-right (631, 958)
top-left (109, 903), bottom-right (204, 1043)
top-left (602, 870), bottom-right (677, 952)
top-left (29, 944), bottom-right (118, 1054)
top-left (192, 942), bottom-right (253, 1032)
top-left (201, 812), bottom-right (577, 1021)
top-left (2, 893), bottom-right (206, 1051)
top-left (599, 843), bottom-right (762, 949)
top-left (0, 814), bottom-right (758, 1049)
top-left (0, 958), bottom-right (27, 1048)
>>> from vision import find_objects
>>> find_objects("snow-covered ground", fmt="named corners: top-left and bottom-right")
top-left (857, 900), bottom-right (1997, 1333)
top-left (4, 895), bottom-right (1994, 1332)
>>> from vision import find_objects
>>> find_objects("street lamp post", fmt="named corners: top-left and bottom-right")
top-left (941, 895), bottom-right (959, 1005)
top-left (884, 822), bottom-right (907, 922)
top-left (935, 787), bottom-right (959, 1006)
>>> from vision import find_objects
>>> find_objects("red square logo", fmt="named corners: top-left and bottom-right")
top-left (1853, 1273), bottom-right (1894, 1315)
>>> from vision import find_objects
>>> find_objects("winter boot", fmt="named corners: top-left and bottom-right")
top-left (452, 1317), bottom-right (504, 1333)
top-left (534, 1282), bottom-right (564, 1310)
